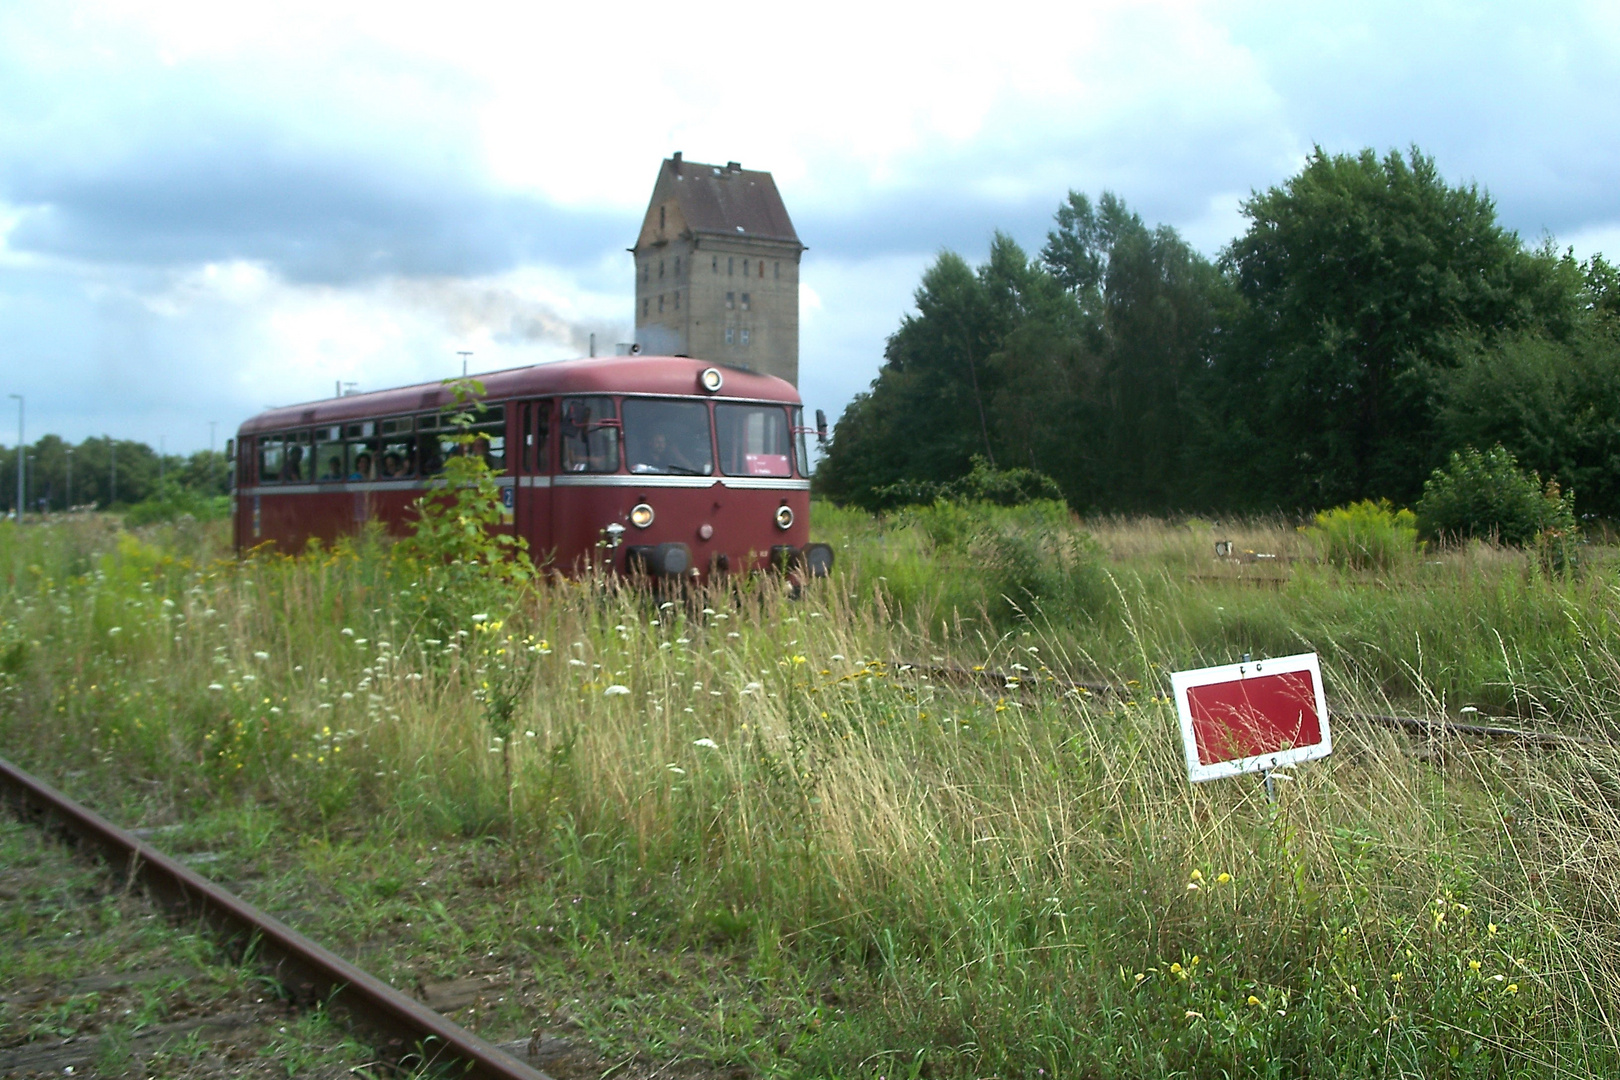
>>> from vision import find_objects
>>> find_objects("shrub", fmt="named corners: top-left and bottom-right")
top-left (1307, 499), bottom-right (1418, 570)
top-left (873, 456), bottom-right (1065, 510)
top-left (1415, 445), bottom-right (1577, 546)
top-left (122, 478), bottom-right (231, 527)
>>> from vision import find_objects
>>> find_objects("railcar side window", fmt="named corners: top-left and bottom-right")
top-left (379, 438), bottom-right (414, 478)
top-left (792, 407), bottom-right (811, 478)
top-left (281, 432), bottom-right (310, 482)
top-left (314, 426), bottom-right (345, 482)
top-left (559, 397), bottom-right (620, 473)
top-left (466, 404), bottom-right (505, 473)
top-left (344, 421), bottom-right (379, 481)
top-left (623, 399), bottom-right (714, 476)
top-left (520, 401), bottom-right (551, 474)
top-left (258, 437), bottom-right (283, 484)
top-left (716, 404), bottom-right (792, 477)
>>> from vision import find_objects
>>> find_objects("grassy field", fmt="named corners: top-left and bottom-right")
top-left (4, 506), bottom-right (1620, 1077)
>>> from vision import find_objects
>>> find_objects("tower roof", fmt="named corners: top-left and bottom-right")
top-left (637, 154), bottom-right (803, 249)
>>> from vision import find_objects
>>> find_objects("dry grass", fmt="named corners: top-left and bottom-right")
top-left (4, 514), bottom-right (1620, 1075)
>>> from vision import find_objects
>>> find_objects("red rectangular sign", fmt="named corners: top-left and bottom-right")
top-left (1171, 653), bottom-right (1331, 782)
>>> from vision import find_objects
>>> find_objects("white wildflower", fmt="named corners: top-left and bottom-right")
top-left (604, 685), bottom-right (631, 696)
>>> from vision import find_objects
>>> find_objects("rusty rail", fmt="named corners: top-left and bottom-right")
top-left (0, 755), bottom-right (551, 1080)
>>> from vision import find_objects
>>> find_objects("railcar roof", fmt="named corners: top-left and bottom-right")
top-left (238, 356), bottom-right (799, 435)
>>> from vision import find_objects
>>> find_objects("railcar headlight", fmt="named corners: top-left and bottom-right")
top-left (774, 505), bottom-right (794, 530)
top-left (699, 367), bottom-right (724, 393)
top-left (630, 502), bottom-right (655, 529)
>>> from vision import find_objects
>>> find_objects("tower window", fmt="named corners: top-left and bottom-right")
top-left (674, 291), bottom-right (680, 309)
top-left (741, 292), bottom-right (750, 311)
top-left (726, 292), bottom-right (735, 309)
top-left (759, 260), bottom-right (764, 278)
top-left (774, 261), bottom-right (780, 279)
top-left (740, 328), bottom-right (750, 346)
top-left (659, 205), bottom-right (665, 229)
top-left (642, 298), bottom-right (649, 316)
top-left (658, 294), bottom-right (664, 313)
top-left (642, 263), bottom-right (649, 283)
top-left (725, 328), bottom-right (734, 345)
top-left (674, 255), bottom-right (681, 276)
top-left (712, 256), bottom-right (718, 272)
top-left (728, 257), bottom-right (734, 275)
top-left (659, 260), bottom-right (664, 278)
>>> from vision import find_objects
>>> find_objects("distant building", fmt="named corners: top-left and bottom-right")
top-left (632, 153), bottom-right (805, 386)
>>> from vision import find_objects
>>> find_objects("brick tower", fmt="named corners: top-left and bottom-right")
top-left (632, 154), bottom-right (804, 386)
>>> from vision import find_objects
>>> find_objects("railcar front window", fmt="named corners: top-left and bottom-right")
top-left (623, 399), bottom-right (714, 475)
top-left (716, 404), bottom-right (793, 477)
top-left (559, 397), bottom-right (620, 473)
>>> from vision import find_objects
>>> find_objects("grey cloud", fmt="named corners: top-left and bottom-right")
top-left (0, 33), bottom-right (638, 284)
top-left (3, 146), bottom-right (634, 284)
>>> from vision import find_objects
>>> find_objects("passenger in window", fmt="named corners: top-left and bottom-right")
top-left (282, 444), bottom-right (304, 482)
top-left (381, 452), bottom-right (404, 478)
top-left (322, 456), bottom-right (344, 481)
top-left (350, 452), bottom-right (374, 481)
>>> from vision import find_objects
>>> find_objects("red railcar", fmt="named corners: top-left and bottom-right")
top-left (231, 356), bottom-right (831, 580)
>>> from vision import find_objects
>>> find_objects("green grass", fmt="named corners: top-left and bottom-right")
top-left (3, 510), bottom-right (1620, 1076)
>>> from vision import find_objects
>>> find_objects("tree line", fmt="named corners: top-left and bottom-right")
top-left (0, 436), bottom-right (229, 514)
top-left (817, 147), bottom-right (1620, 517)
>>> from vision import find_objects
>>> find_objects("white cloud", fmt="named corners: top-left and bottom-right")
top-left (1, 0), bottom-right (1618, 448)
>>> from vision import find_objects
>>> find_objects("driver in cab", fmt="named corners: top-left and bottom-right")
top-left (634, 431), bottom-right (702, 475)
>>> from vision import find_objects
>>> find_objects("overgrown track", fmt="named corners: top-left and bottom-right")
top-left (907, 658), bottom-right (1594, 749)
top-left (0, 755), bottom-right (552, 1080)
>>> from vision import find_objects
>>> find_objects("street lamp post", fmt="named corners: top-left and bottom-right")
top-left (7, 394), bottom-right (20, 524)
top-left (458, 350), bottom-right (472, 378)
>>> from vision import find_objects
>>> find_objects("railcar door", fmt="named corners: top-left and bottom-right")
top-left (513, 400), bottom-right (554, 566)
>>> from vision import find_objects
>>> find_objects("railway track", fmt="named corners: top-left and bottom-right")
top-left (0, 755), bottom-right (553, 1080)
top-left (903, 658), bottom-right (1593, 749)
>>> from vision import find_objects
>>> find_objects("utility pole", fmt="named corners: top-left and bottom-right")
top-left (7, 394), bottom-right (20, 523)
top-left (108, 436), bottom-right (116, 508)
top-left (458, 350), bottom-right (472, 378)
top-left (208, 421), bottom-right (218, 492)
top-left (65, 446), bottom-right (72, 511)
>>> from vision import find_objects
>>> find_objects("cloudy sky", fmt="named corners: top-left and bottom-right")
top-left (2, 0), bottom-right (1618, 452)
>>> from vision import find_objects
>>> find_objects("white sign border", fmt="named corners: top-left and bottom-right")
top-left (1170, 652), bottom-right (1331, 784)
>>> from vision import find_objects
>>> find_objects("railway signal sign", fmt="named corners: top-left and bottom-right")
top-left (1170, 652), bottom-right (1331, 783)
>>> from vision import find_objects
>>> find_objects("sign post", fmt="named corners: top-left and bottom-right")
top-left (1170, 652), bottom-right (1331, 785)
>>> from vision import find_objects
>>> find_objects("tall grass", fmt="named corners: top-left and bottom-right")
top-left (4, 513), bottom-right (1620, 1075)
